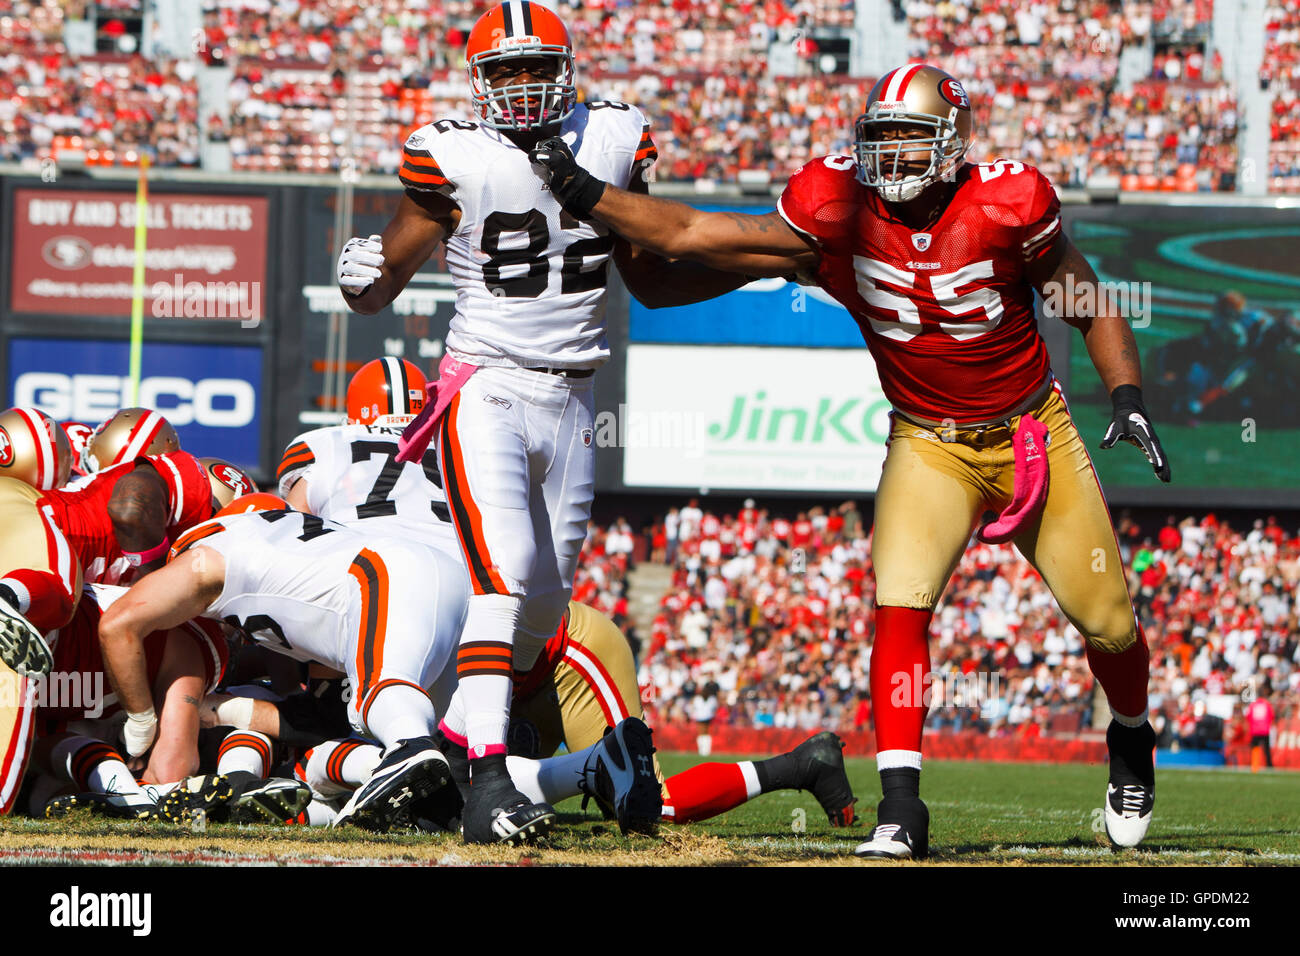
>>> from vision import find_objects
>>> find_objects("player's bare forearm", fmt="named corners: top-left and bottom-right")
top-left (616, 241), bottom-right (808, 308)
top-left (100, 551), bottom-right (224, 715)
top-left (1031, 234), bottom-right (1141, 393)
top-left (344, 191), bottom-right (458, 315)
top-left (594, 186), bottom-right (812, 271)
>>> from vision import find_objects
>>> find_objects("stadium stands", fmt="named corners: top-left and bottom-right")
top-left (612, 506), bottom-right (1297, 747)
top-left (2, 0), bottom-right (1285, 191)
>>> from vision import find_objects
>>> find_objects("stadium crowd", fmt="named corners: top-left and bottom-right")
top-left (0, 0), bottom-right (1276, 191)
top-left (586, 504), bottom-right (1298, 749)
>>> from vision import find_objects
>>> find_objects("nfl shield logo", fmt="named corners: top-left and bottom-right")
top-left (912, 233), bottom-right (931, 252)
top-left (581, 428), bottom-right (593, 447)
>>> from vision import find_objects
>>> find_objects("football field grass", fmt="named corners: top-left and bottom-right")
top-left (1, 755), bottom-right (1297, 866)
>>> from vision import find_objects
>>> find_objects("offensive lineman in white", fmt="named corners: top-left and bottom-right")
top-left (98, 506), bottom-right (467, 833)
top-left (276, 358), bottom-right (663, 837)
top-left (335, 1), bottom-right (779, 840)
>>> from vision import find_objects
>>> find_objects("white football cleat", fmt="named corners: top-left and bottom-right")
top-left (1103, 720), bottom-right (1156, 849)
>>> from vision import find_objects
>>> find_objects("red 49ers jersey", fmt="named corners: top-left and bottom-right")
top-left (778, 156), bottom-right (1062, 423)
top-left (38, 451), bottom-right (214, 585)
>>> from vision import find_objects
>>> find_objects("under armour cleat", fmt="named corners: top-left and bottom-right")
top-left (854, 796), bottom-right (929, 860)
top-left (0, 593), bottom-right (52, 679)
top-left (1104, 719), bottom-right (1156, 849)
top-left (332, 737), bottom-right (450, 834)
top-left (791, 732), bottom-right (858, 827)
top-left (580, 717), bottom-right (662, 835)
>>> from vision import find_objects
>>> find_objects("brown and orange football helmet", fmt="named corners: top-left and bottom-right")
top-left (346, 358), bottom-right (427, 427)
top-left (854, 63), bottom-right (974, 203)
top-left (466, 1), bottom-right (577, 132)
top-left (198, 457), bottom-right (258, 510)
top-left (83, 407), bottom-right (181, 474)
top-left (0, 407), bottom-right (72, 490)
top-left (216, 492), bottom-right (288, 518)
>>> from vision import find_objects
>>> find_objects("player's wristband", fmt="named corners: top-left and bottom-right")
top-left (123, 537), bottom-right (171, 568)
top-left (123, 707), bottom-right (158, 757)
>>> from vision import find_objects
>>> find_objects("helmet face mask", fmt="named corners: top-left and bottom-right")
top-left (471, 49), bottom-right (575, 132)
top-left (854, 65), bottom-right (973, 204)
top-left (465, 2), bottom-right (576, 133)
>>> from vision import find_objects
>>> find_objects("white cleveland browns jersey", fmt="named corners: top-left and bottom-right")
top-left (276, 423), bottom-right (458, 554)
top-left (399, 101), bottom-right (657, 368)
top-left (171, 510), bottom-right (367, 667)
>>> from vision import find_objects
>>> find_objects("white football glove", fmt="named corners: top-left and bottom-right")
top-left (337, 234), bottom-right (385, 295)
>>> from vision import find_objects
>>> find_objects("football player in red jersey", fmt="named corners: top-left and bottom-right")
top-left (531, 63), bottom-right (1168, 857)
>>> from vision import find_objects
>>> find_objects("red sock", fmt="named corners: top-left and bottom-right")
top-left (1086, 625), bottom-right (1150, 721)
top-left (0, 569), bottom-right (75, 633)
top-left (662, 762), bottom-right (755, 824)
top-left (870, 605), bottom-right (933, 756)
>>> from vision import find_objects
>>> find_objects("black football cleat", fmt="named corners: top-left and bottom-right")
top-left (854, 796), bottom-right (929, 860)
top-left (1104, 720), bottom-right (1156, 848)
top-left (160, 774), bottom-right (235, 823)
top-left (332, 737), bottom-right (450, 834)
top-left (791, 732), bottom-right (858, 827)
top-left (46, 790), bottom-right (163, 821)
top-left (461, 768), bottom-right (556, 846)
top-left (580, 717), bottom-right (662, 835)
top-left (228, 777), bottom-right (314, 825)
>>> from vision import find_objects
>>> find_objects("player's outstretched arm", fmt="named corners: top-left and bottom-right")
top-left (612, 178), bottom-right (813, 307)
top-left (339, 190), bottom-right (461, 315)
top-left (530, 138), bottom-right (814, 274)
top-left (1030, 233), bottom-right (1171, 482)
top-left (99, 548), bottom-right (226, 757)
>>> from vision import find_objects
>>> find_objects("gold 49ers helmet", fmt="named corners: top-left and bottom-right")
top-left (466, 1), bottom-right (577, 132)
top-left (346, 358), bottom-right (427, 427)
top-left (854, 63), bottom-right (974, 203)
top-left (84, 407), bottom-right (181, 474)
top-left (199, 457), bottom-right (258, 509)
top-left (0, 407), bottom-right (72, 490)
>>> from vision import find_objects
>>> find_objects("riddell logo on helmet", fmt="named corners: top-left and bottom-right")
top-left (498, 34), bottom-right (541, 48)
top-left (0, 427), bottom-right (12, 466)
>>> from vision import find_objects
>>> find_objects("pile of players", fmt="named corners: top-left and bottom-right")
top-left (0, 363), bottom-right (858, 844)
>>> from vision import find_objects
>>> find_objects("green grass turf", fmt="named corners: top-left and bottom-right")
top-left (1, 756), bottom-right (1297, 866)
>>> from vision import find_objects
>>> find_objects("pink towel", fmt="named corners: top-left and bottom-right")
top-left (978, 414), bottom-right (1051, 544)
top-left (395, 353), bottom-right (479, 463)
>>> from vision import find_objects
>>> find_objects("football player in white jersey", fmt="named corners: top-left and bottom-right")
top-left (277, 358), bottom-right (661, 837)
top-left (97, 503), bottom-right (476, 835)
top-left (278, 357), bottom-right (455, 554)
top-left (334, 1), bottom-right (780, 841)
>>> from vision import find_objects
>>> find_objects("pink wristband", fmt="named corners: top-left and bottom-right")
top-left (123, 537), bottom-right (171, 568)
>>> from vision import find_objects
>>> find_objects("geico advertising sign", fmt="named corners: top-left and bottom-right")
top-left (622, 345), bottom-right (890, 493)
top-left (8, 338), bottom-right (262, 471)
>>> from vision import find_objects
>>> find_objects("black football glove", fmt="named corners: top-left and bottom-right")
top-left (528, 136), bottom-right (607, 219)
top-left (1100, 384), bottom-right (1171, 483)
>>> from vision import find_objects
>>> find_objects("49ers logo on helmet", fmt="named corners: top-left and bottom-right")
top-left (212, 463), bottom-right (254, 497)
top-left (0, 427), bottom-right (12, 467)
top-left (939, 78), bottom-right (969, 109)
